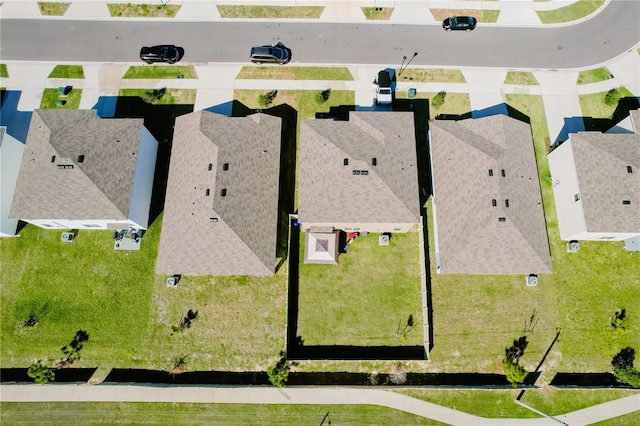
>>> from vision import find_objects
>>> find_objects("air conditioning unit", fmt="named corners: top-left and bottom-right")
top-left (167, 275), bottom-right (180, 288)
top-left (379, 234), bottom-right (390, 246)
top-left (526, 274), bottom-right (538, 287)
top-left (61, 232), bottom-right (74, 242)
top-left (567, 241), bottom-right (579, 252)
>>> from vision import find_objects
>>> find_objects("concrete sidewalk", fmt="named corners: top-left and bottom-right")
top-left (1, 384), bottom-right (638, 425)
top-left (0, 0), bottom-right (607, 26)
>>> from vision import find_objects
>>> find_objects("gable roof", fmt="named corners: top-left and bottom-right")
top-left (299, 112), bottom-right (420, 225)
top-left (570, 131), bottom-right (640, 233)
top-left (430, 115), bottom-right (552, 274)
top-left (156, 111), bottom-right (282, 276)
top-left (9, 109), bottom-right (144, 221)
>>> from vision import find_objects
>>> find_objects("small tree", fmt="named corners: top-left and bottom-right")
top-left (58, 330), bottom-right (89, 368)
top-left (267, 352), bottom-right (291, 387)
top-left (258, 90), bottom-right (278, 107)
top-left (388, 363), bottom-right (407, 385)
top-left (315, 89), bottom-right (331, 105)
top-left (611, 308), bottom-right (627, 331)
top-left (431, 91), bottom-right (447, 108)
top-left (612, 347), bottom-right (640, 388)
top-left (168, 354), bottom-right (188, 375)
top-left (604, 87), bottom-right (621, 106)
top-left (503, 336), bottom-right (529, 387)
top-left (28, 360), bottom-right (55, 385)
top-left (503, 361), bottom-right (528, 387)
top-left (170, 309), bottom-right (198, 335)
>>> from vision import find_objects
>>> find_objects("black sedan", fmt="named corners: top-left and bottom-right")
top-left (442, 16), bottom-right (477, 31)
top-left (139, 45), bottom-right (181, 64)
top-left (250, 42), bottom-right (291, 65)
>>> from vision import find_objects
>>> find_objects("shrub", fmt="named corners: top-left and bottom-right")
top-left (611, 308), bottom-right (627, 331)
top-left (604, 88), bottom-right (621, 106)
top-left (258, 90), bottom-right (278, 107)
top-left (431, 90), bottom-right (446, 108)
top-left (612, 347), bottom-right (640, 388)
top-left (143, 87), bottom-right (166, 104)
top-left (315, 89), bottom-right (331, 105)
top-left (388, 363), bottom-right (407, 385)
top-left (504, 361), bottom-right (528, 387)
top-left (28, 360), bottom-right (55, 384)
top-left (267, 352), bottom-right (291, 387)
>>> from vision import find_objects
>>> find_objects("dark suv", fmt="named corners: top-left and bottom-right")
top-left (250, 42), bottom-right (291, 65)
top-left (139, 45), bottom-right (181, 64)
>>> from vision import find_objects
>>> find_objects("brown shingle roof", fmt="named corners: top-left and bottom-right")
top-left (430, 115), bottom-right (552, 274)
top-left (299, 112), bottom-right (420, 225)
top-left (156, 111), bottom-right (282, 276)
top-left (9, 110), bottom-right (143, 221)
top-left (571, 132), bottom-right (640, 233)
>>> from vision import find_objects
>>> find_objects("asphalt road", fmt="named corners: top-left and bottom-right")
top-left (0, 0), bottom-right (638, 69)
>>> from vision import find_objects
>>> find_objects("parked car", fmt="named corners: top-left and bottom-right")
top-left (442, 16), bottom-right (477, 31)
top-left (139, 45), bottom-right (181, 64)
top-left (375, 70), bottom-right (393, 105)
top-left (250, 42), bottom-right (291, 65)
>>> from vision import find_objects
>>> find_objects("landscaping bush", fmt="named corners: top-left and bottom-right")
top-left (604, 88), bottom-right (621, 106)
top-left (143, 87), bottom-right (167, 104)
top-left (258, 90), bottom-right (278, 107)
top-left (431, 90), bottom-right (447, 108)
top-left (28, 360), bottom-right (55, 384)
top-left (315, 89), bottom-right (331, 105)
top-left (503, 336), bottom-right (529, 387)
top-left (267, 352), bottom-right (291, 387)
top-left (612, 347), bottom-right (640, 388)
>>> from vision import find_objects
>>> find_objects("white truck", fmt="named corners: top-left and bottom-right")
top-left (375, 70), bottom-right (393, 105)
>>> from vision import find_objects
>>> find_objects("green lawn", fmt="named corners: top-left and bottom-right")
top-left (397, 68), bottom-right (466, 83)
top-left (397, 389), bottom-right (639, 418)
top-left (108, 3), bottom-right (180, 17)
top-left (47, 65), bottom-right (84, 79)
top-left (0, 402), bottom-right (445, 425)
top-left (504, 71), bottom-right (539, 85)
top-left (123, 66), bottom-right (198, 79)
top-left (537, 0), bottom-right (604, 24)
top-left (0, 63), bottom-right (8, 78)
top-left (0, 221), bottom-right (287, 378)
top-left (217, 5), bottom-right (324, 19)
top-left (362, 7), bottom-right (394, 20)
top-left (593, 410), bottom-right (640, 425)
top-left (39, 88), bottom-right (82, 109)
top-left (297, 232), bottom-right (423, 347)
top-left (118, 88), bottom-right (197, 105)
top-left (579, 87), bottom-right (635, 119)
top-left (38, 1), bottom-right (70, 16)
top-left (236, 66), bottom-right (353, 81)
top-left (577, 67), bottom-right (612, 85)
top-left (395, 91), bottom-right (471, 120)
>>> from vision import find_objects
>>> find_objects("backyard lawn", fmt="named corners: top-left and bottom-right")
top-left (297, 232), bottom-right (423, 347)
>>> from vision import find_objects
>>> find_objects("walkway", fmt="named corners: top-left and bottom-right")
top-left (1, 384), bottom-right (638, 425)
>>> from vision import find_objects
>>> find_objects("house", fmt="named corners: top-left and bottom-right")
top-left (298, 111), bottom-right (420, 235)
top-left (156, 111), bottom-right (282, 276)
top-left (548, 110), bottom-right (640, 242)
top-left (0, 127), bottom-right (25, 237)
top-left (9, 109), bottom-right (158, 230)
top-left (429, 115), bottom-right (552, 274)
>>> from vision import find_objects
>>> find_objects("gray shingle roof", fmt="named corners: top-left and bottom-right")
top-left (299, 112), bottom-right (420, 226)
top-left (430, 115), bottom-right (552, 274)
top-left (9, 109), bottom-right (144, 221)
top-left (571, 132), bottom-right (640, 233)
top-left (156, 111), bottom-right (282, 276)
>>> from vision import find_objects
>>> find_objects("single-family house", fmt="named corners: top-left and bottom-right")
top-left (1, 127), bottom-right (25, 237)
top-left (429, 115), bottom-right (552, 274)
top-left (9, 109), bottom-right (158, 230)
top-left (156, 111), bottom-right (282, 276)
top-left (298, 111), bottom-right (420, 235)
top-left (548, 110), bottom-right (640, 241)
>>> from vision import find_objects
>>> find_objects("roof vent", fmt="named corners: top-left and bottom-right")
top-left (76, 155), bottom-right (85, 163)
top-left (627, 166), bottom-right (633, 173)
top-left (343, 158), bottom-right (349, 166)
top-left (623, 200), bottom-right (631, 205)
top-left (208, 163), bottom-right (213, 171)
top-left (205, 189), bottom-right (210, 197)
top-left (488, 169), bottom-right (493, 176)
top-left (361, 170), bottom-right (369, 175)
top-left (372, 157), bottom-right (377, 166)
top-left (223, 163), bottom-right (229, 171)
top-left (50, 155), bottom-right (56, 163)
top-left (501, 169), bottom-right (506, 177)
top-left (209, 217), bottom-right (218, 223)
top-left (353, 170), bottom-right (361, 175)
top-left (505, 199), bottom-right (510, 208)
top-left (220, 188), bottom-right (227, 197)
top-left (491, 199), bottom-right (497, 207)
top-left (498, 217), bottom-right (506, 222)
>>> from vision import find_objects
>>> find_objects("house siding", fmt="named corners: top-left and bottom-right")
top-left (128, 126), bottom-right (158, 230)
top-left (0, 129), bottom-right (25, 237)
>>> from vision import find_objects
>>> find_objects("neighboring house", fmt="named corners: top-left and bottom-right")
top-left (9, 109), bottom-right (158, 230)
top-left (548, 110), bottom-right (640, 241)
top-left (298, 111), bottom-right (420, 234)
top-left (0, 127), bottom-right (25, 237)
top-left (156, 111), bottom-right (282, 276)
top-left (429, 115), bottom-right (552, 274)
